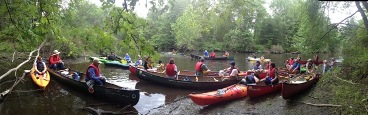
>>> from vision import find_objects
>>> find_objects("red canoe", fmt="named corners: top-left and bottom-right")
top-left (247, 82), bottom-right (282, 98)
top-left (189, 84), bottom-right (247, 106)
top-left (282, 74), bottom-right (321, 99)
top-left (129, 65), bottom-right (137, 75)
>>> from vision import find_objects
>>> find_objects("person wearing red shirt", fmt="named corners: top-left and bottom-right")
top-left (210, 51), bottom-right (216, 58)
top-left (49, 50), bottom-right (64, 70)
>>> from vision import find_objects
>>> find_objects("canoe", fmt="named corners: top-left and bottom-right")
top-left (90, 56), bottom-right (129, 69)
top-left (246, 57), bottom-right (271, 62)
top-left (129, 65), bottom-right (137, 75)
top-left (130, 65), bottom-right (230, 77)
top-left (134, 68), bottom-right (241, 90)
top-left (281, 74), bottom-right (321, 99)
top-left (299, 60), bottom-right (323, 66)
top-left (189, 84), bottom-right (247, 106)
top-left (247, 82), bottom-right (282, 98)
top-left (47, 68), bottom-right (140, 106)
top-left (89, 56), bottom-right (109, 63)
top-left (190, 54), bottom-right (234, 60)
top-left (104, 61), bottom-right (129, 69)
top-left (30, 68), bottom-right (50, 90)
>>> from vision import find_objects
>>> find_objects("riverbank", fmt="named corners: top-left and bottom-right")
top-left (317, 68), bottom-right (368, 114)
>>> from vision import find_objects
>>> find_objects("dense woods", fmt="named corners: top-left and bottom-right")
top-left (2, 0), bottom-right (368, 80)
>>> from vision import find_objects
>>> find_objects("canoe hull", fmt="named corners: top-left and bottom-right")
top-left (189, 84), bottom-right (247, 106)
top-left (281, 74), bottom-right (321, 99)
top-left (30, 68), bottom-right (50, 90)
top-left (129, 65), bottom-right (137, 75)
top-left (47, 68), bottom-right (140, 106)
top-left (190, 54), bottom-right (234, 60)
top-left (104, 61), bottom-right (129, 69)
top-left (90, 56), bottom-right (129, 69)
top-left (135, 68), bottom-right (240, 90)
top-left (246, 57), bottom-right (271, 62)
top-left (247, 83), bottom-right (282, 98)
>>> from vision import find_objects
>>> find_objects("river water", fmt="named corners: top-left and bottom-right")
top-left (0, 52), bottom-right (336, 114)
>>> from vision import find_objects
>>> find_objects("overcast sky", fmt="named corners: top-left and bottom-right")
top-left (89, 0), bottom-right (361, 24)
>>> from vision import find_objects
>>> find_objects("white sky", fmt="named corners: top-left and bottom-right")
top-left (90, 0), bottom-right (361, 23)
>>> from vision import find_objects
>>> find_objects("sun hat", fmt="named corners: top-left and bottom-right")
top-left (307, 59), bottom-right (312, 62)
top-left (53, 50), bottom-right (60, 55)
top-left (93, 58), bottom-right (102, 64)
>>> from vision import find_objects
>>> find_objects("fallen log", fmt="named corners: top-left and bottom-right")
top-left (300, 101), bottom-right (342, 107)
top-left (0, 41), bottom-right (45, 103)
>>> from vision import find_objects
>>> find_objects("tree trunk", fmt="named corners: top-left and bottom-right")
top-left (355, 1), bottom-right (368, 31)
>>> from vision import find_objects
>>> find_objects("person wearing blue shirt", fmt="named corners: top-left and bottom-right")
top-left (124, 53), bottom-right (131, 63)
top-left (252, 61), bottom-right (263, 72)
top-left (289, 59), bottom-right (300, 74)
top-left (204, 50), bottom-right (209, 57)
top-left (86, 59), bottom-right (106, 86)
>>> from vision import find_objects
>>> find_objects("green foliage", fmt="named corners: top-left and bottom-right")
top-left (341, 20), bottom-right (368, 81)
top-left (171, 4), bottom-right (202, 50)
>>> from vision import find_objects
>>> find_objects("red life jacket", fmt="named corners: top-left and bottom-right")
top-left (288, 59), bottom-right (294, 65)
top-left (210, 53), bottom-right (216, 58)
top-left (86, 64), bottom-right (100, 79)
top-left (195, 62), bottom-right (203, 71)
top-left (166, 63), bottom-right (176, 76)
top-left (228, 66), bottom-right (239, 75)
top-left (268, 68), bottom-right (276, 79)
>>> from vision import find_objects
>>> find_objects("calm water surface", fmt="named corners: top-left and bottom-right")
top-left (0, 52), bottom-right (335, 114)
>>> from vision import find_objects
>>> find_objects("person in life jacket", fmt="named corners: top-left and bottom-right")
top-left (306, 59), bottom-right (315, 74)
top-left (204, 50), bottom-right (209, 57)
top-left (262, 63), bottom-right (279, 85)
top-left (86, 58), bottom-right (106, 86)
top-left (156, 60), bottom-right (165, 72)
top-left (314, 52), bottom-right (319, 62)
top-left (34, 56), bottom-right (48, 80)
top-left (264, 61), bottom-right (271, 73)
top-left (210, 51), bottom-right (216, 58)
top-left (165, 58), bottom-right (178, 79)
top-left (223, 51), bottom-right (229, 57)
top-left (195, 57), bottom-right (210, 76)
top-left (49, 50), bottom-right (65, 70)
top-left (252, 61), bottom-right (263, 72)
top-left (286, 57), bottom-right (294, 70)
top-left (124, 53), bottom-right (131, 63)
top-left (322, 60), bottom-right (329, 74)
top-left (107, 52), bottom-right (117, 61)
top-left (220, 61), bottom-right (240, 81)
top-left (289, 58), bottom-right (301, 74)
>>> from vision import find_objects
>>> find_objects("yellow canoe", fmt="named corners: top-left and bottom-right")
top-left (30, 68), bottom-right (50, 90)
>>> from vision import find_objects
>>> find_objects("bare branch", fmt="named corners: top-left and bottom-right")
top-left (300, 101), bottom-right (342, 107)
top-left (320, 10), bottom-right (358, 39)
top-left (11, 50), bottom-right (16, 62)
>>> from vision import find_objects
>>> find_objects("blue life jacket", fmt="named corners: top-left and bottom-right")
top-left (125, 55), bottom-right (131, 62)
top-left (36, 60), bottom-right (45, 71)
top-left (204, 52), bottom-right (209, 57)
